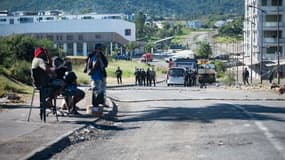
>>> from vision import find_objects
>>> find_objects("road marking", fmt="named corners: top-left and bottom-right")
top-left (225, 102), bottom-right (285, 159)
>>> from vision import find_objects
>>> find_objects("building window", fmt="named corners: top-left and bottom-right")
top-left (272, 0), bottom-right (282, 6)
top-left (87, 42), bottom-right (94, 53)
top-left (67, 43), bottom-right (73, 56)
top-left (0, 18), bottom-right (7, 22)
top-left (46, 35), bottom-right (54, 41)
top-left (77, 43), bottom-right (83, 56)
top-left (56, 43), bottom-right (64, 50)
top-left (67, 35), bottom-right (74, 41)
top-left (125, 29), bottom-right (131, 36)
top-left (56, 35), bottom-right (63, 41)
top-left (266, 46), bottom-right (277, 54)
top-left (95, 34), bottom-right (101, 39)
top-left (78, 35), bottom-right (84, 41)
top-left (261, 0), bottom-right (267, 6)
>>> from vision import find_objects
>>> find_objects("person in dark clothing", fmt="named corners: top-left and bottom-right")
top-left (62, 61), bottom-right (85, 114)
top-left (146, 68), bottom-right (151, 86)
top-left (242, 67), bottom-right (250, 85)
top-left (149, 68), bottom-right (156, 87)
top-left (268, 71), bottom-right (274, 84)
top-left (134, 68), bottom-right (140, 85)
top-left (115, 66), bottom-right (123, 84)
top-left (141, 68), bottom-right (146, 86)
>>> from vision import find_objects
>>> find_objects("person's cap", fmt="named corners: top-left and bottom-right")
top-left (34, 47), bottom-right (45, 57)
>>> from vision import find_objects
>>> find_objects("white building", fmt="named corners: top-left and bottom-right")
top-left (0, 11), bottom-right (136, 56)
top-left (244, 0), bottom-right (285, 80)
top-left (187, 20), bottom-right (202, 29)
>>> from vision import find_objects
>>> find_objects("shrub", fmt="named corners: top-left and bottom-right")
top-left (9, 60), bottom-right (32, 85)
top-left (221, 70), bottom-right (235, 86)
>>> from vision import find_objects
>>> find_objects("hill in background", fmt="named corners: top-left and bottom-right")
top-left (0, 0), bottom-right (244, 19)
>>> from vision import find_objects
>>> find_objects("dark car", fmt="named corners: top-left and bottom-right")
top-left (114, 54), bottom-right (131, 60)
top-left (214, 54), bottom-right (229, 60)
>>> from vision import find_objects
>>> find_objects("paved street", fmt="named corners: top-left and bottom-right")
top-left (50, 85), bottom-right (285, 160)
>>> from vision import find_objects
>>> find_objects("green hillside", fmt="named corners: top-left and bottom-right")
top-left (0, 0), bottom-right (244, 19)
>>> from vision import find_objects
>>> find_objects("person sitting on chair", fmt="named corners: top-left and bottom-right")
top-left (31, 47), bottom-right (62, 109)
top-left (62, 61), bottom-right (85, 115)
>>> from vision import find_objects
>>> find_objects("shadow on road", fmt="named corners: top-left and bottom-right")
top-left (118, 103), bottom-right (285, 123)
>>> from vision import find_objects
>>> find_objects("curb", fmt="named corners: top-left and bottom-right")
top-left (20, 125), bottom-right (86, 160)
top-left (21, 98), bottom-right (115, 160)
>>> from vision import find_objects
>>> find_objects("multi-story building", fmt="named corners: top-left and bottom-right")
top-left (244, 0), bottom-right (285, 78)
top-left (0, 10), bottom-right (136, 56)
top-left (244, 0), bottom-right (285, 80)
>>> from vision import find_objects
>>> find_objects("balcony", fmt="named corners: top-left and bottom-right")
top-left (264, 38), bottom-right (285, 44)
top-left (262, 6), bottom-right (284, 13)
top-left (264, 22), bottom-right (284, 28)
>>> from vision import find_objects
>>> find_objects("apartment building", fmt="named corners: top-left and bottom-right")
top-left (244, 0), bottom-right (285, 79)
top-left (0, 10), bottom-right (136, 56)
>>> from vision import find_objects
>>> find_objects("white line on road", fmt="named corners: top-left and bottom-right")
top-left (225, 101), bottom-right (285, 160)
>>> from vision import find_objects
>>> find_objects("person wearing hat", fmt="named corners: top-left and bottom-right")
top-left (31, 47), bottom-right (60, 110)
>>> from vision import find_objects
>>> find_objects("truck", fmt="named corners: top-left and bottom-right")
top-left (197, 59), bottom-right (216, 84)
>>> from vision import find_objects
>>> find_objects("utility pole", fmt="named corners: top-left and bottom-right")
top-left (277, 0), bottom-right (280, 84)
top-left (248, 4), bottom-right (266, 84)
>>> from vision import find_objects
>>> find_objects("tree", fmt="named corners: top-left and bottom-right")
top-left (125, 42), bottom-right (138, 57)
top-left (144, 42), bottom-right (155, 53)
top-left (195, 41), bottom-right (213, 58)
top-left (218, 18), bottom-right (243, 36)
top-left (135, 11), bottom-right (146, 39)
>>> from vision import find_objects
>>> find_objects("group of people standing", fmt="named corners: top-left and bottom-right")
top-left (134, 67), bottom-right (156, 86)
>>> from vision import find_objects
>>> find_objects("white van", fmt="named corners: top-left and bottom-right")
top-left (166, 67), bottom-right (186, 86)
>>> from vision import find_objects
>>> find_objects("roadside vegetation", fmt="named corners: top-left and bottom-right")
top-left (0, 34), bottom-right (167, 97)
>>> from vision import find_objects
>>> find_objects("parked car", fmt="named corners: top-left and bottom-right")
top-left (166, 67), bottom-right (186, 86)
top-left (140, 53), bottom-right (153, 62)
top-left (114, 54), bottom-right (131, 60)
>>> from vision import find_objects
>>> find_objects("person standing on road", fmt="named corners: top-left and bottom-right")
top-left (89, 44), bottom-right (108, 112)
top-left (268, 71), bottom-right (274, 84)
top-left (115, 66), bottom-right (123, 84)
top-left (242, 67), bottom-right (250, 85)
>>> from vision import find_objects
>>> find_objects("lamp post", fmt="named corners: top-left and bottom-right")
top-left (244, 18), bottom-right (255, 84)
top-left (248, 4), bottom-right (266, 84)
top-left (277, 1), bottom-right (280, 85)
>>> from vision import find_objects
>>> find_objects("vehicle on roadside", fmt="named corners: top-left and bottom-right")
top-left (140, 53), bottom-right (153, 62)
top-left (197, 63), bottom-right (216, 84)
top-left (166, 67), bottom-right (186, 86)
top-left (114, 53), bottom-right (131, 60)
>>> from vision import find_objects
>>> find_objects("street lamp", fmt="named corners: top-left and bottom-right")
top-left (248, 4), bottom-right (266, 84)
top-left (244, 18), bottom-right (255, 84)
top-left (276, 1), bottom-right (280, 85)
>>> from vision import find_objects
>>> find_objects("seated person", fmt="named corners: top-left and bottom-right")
top-left (31, 47), bottom-right (63, 108)
top-left (62, 61), bottom-right (85, 114)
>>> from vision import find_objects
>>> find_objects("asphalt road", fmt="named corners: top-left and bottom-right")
top-left (51, 85), bottom-right (285, 160)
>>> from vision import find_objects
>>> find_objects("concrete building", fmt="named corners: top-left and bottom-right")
top-left (0, 11), bottom-right (136, 56)
top-left (244, 0), bottom-right (285, 80)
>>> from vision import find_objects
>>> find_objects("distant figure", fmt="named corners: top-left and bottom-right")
top-left (115, 66), bottom-right (123, 84)
top-left (149, 68), bottom-right (156, 87)
top-left (268, 71), bottom-right (274, 84)
top-left (168, 58), bottom-right (174, 68)
top-left (242, 67), bottom-right (250, 85)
